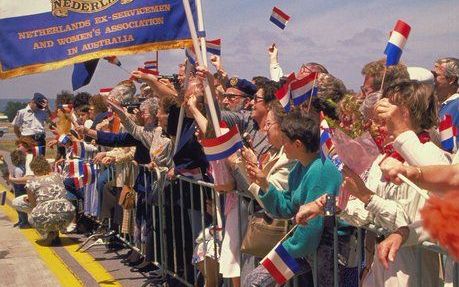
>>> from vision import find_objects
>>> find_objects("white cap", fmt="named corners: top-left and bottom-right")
top-left (407, 67), bottom-right (434, 85)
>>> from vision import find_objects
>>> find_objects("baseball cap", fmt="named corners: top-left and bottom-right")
top-left (33, 92), bottom-right (48, 109)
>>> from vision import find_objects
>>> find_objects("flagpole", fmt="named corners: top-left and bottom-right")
top-left (307, 73), bottom-right (318, 113)
top-left (173, 60), bottom-right (193, 155)
top-left (397, 174), bottom-right (429, 199)
top-left (193, 0), bottom-right (224, 241)
top-left (182, 0), bottom-right (221, 136)
top-left (379, 66), bottom-right (388, 92)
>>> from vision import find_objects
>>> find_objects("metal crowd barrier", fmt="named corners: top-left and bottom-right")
top-left (89, 164), bottom-right (458, 287)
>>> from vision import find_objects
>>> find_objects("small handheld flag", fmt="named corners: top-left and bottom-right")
top-left (138, 67), bottom-right (159, 76)
top-left (58, 134), bottom-right (71, 145)
top-left (270, 7), bottom-right (290, 30)
top-left (31, 146), bottom-right (45, 157)
top-left (104, 56), bottom-right (122, 67)
top-left (201, 124), bottom-right (243, 161)
top-left (290, 72), bottom-right (318, 106)
top-left (206, 39), bottom-right (221, 56)
top-left (144, 60), bottom-right (158, 70)
top-left (71, 141), bottom-right (86, 159)
top-left (439, 114), bottom-right (457, 152)
top-left (261, 242), bottom-right (300, 285)
top-left (275, 72), bottom-right (297, 112)
top-left (384, 20), bottom-right (411, 66)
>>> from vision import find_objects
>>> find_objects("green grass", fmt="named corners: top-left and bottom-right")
top-left (0, 139), bottom-right (57, 158)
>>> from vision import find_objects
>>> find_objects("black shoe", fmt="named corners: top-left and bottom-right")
top-left (121, 250), bottom-right (134, 260)
top-left (123, 251), bottom-right (141, 264)
top-left (127, 256), bottom-right (143, 267)
top-left (131, 261), bottom-right (154, 273)
top-left (13, 222), bottom-right (20, 228)
top-left (50, 236), bottom-right (61, 246)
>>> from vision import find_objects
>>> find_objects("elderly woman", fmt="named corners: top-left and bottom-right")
top-left (14, 156), bottom-right (75, 245)
top-left (244, 110), bottom-right (342, 287)
top-left (243, 102), bottom-right (294, 207)
top-left (297, 81), bottom-right (450, 286)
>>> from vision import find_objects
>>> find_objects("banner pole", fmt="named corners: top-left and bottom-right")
top-left (173, 60), bottom-right (193, 155)
top-left (195, 0), bottom-right (208, 65)
top-left (182, 0), bottom-right (221, 136)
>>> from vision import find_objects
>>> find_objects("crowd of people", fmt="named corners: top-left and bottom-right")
top-left (3, 45), bottom-right (458, 287)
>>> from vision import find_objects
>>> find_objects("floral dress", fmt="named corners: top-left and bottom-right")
top-left (26, 173), bottom-right (75, 236)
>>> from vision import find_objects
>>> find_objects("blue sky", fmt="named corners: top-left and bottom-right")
top-left (0, 0), bottom-right (458, 99)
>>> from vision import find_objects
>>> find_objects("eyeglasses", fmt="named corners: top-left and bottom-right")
top-left (265, 121), bottom-right (278, 131)
top-left (430, 70), bottom-right (439, 78)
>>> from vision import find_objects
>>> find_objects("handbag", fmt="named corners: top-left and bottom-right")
top-left (118, 165), bottom-right (136, 210)
top-left (240, 211), bottom-right (291, 258)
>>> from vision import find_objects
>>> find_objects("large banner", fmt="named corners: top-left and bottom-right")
top-left (0, 0), bottom-right (194, 79)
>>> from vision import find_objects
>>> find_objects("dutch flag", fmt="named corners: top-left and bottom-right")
top-left (275, 72), bottom-right (297, 112)
top-left (99, 88), bottom-right (112, 96)
top-left (439, 114), bottom-right (457, 152)
top-left (206, 39), bottom-right (221, 56)
top-left (58, 134), bottom-right (71, 146)
top-left (261, 242), bottom-right (300, 285)
top-left (71, 141), bottom-right (86, 159)
top-left (384, 20), bottom-right (411, 66)
top-left (68, 159), bottom-right (84, 189)
top-left (270, 6), bottom-right (290, 30)
top-left (139, 64), bottom-right (159, 76)
top-left (31, 146), bottom-right (45, 157)
top-left (201, 124), bottom-right (243, 161)
top-left (290, 72), bottom-right (318, 106)
top-left (144, 60), bottom-right (158, 70)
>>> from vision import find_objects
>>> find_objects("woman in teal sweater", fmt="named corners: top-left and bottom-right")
top-left (244, 110), bottom-right (343, 287)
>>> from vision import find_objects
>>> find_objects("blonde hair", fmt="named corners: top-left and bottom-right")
top-left (382, 80), bottom-right (438, 130)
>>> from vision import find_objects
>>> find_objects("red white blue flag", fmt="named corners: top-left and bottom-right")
top-left (58, 134), bottom-right (71, 145)
top-left (201, 124), bottom-right (243, 161)
top-left (104, 56), bottom-right (122, 67)
top-left (439, 114), bottom-right (457, 152)
top-left (99, 88), bottom-right (112, 96)
top-left (270, 7), bottom-right (290, 30)
top-left (290, 72), bottom-right (318, 106)
top-left (144, 60), bottom-right (158, 70)
top-left (71, 141), bottom-right (86, 159)
top-left (384, 20), bottom-right (411, 66)
top-left (206, 39), bottom-right (221, 56)
top-left (31, 146), bottom-right (45, 157)
top-left (275, 72), bottom-right (296, 112)
top-left (68, 159), bottom-right (97, 189)
top-left (261, 242), bottom-right (300, 285)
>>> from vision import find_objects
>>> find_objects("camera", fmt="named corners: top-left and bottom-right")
top-left (122, 102), bottom-right (141, 114)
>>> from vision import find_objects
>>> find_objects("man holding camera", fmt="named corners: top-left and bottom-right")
top-left (12, 92), bottom-right (50, 147)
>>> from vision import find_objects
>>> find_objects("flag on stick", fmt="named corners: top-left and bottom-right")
top-left (201, 124), bottom-right (243, 161)
top-left (439, 114), bottom-right (457, 152)
top-left (384, 20), bottom-right (411, 66)
top-left (261, 242), bottom-right (300, 285)
top-left (72, 59), bottom-right (99, 91)
top-left (290, 72), bottom-right (318, 106)
top-left (31, 146), bottom-right (45, 157)
top-left (275, 72), bottom-right (297, 112)
top-left (270, 7), bottom-right (291, 30)
top-left (206, 39), bottom-right (221, 55)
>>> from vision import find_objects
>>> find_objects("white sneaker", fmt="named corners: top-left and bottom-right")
top-left (64, 222), bottom-right (77, 233)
